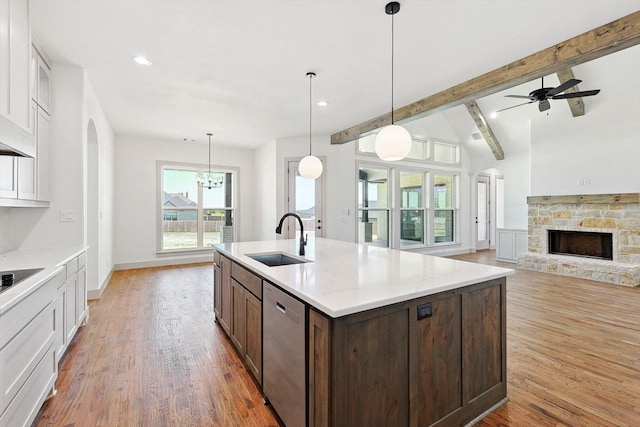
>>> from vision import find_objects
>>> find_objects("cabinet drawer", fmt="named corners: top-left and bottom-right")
top-left (231, 262), bottom-right (262, 299)
top-left (65, 257), bottom-right (79, 279)
top-left (0, 342), bottom-right (56, 427)
top-left (0, 270), bottom-right (62, 349)
top-left (213, 250), bottom-right (221, 266)
top-left (0, 302), bottom-right (56, 415)
top-left (78, 252), bottom-right (87, 269)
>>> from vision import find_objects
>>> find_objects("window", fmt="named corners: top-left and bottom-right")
top-left (357, 134), bottom-right (430, 162)
top-left (433, 141), bottom-right (459, 164)
top-left (357, 135), bottom-right (460, 166)
top-left (159, 163), bottom-right (236, 252)
top-left (358, 166), bottom-right (389, 247)
top-left (433, 174), bottom-right (457, 243)
top-left (400, 171), bottom-right (424, 248)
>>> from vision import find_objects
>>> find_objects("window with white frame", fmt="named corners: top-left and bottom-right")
top-left (433, 173), bottom-right (457, 243)
top-left (159, 163), bottom-right (236, 252)
top-left (400, 171), bottom-right (425, 248)
top-left (357, 134), bottom-right (460, 166)
top-left (357, 165), bottom-right (389, 247)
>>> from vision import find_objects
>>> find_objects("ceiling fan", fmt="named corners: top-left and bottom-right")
top-left (497, 77), bottom-right (600, 113)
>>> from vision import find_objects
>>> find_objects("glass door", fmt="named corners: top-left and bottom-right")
top-left (476, 175), bottom-right (490, 250)
top-left (286, 160), bottom-right (324, 240)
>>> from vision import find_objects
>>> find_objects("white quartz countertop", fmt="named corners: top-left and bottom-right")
top-left (0, 246), bottom-right (87, 314)
top-left (215, 238), bottom-right (514, 317)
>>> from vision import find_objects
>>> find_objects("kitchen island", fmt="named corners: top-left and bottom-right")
top-left (213, 238), bottom-right (513, 427)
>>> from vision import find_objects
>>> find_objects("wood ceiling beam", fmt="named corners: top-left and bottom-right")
top-left (464, 101), bottom-right (504, 160)
top-left (556, 68), bottom-right (585, 117)
top-left (331, 11), bottom-right (640, 145)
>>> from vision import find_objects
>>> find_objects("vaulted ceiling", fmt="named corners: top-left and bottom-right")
top-left (30, 1), bottom-right (640, 150)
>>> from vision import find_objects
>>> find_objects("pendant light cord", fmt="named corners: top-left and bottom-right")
top-left (391, 10), bottom-right (395, 124)
top-left (307, 72), bottom-right (315, 155)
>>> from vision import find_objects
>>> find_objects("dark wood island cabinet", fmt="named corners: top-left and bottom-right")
top-left (309, 278), bottom-right (506, 427)
top-left (213, 238), bottom-right (512, 427)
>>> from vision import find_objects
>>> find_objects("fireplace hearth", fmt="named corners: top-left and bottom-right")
top-left (548, 230), bottom-right (613, 260)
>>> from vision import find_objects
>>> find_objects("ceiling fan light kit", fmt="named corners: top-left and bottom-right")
top-left (499, 76), bottom-right (601, 113)
top-left (374, 1), bottom-right (412, 162)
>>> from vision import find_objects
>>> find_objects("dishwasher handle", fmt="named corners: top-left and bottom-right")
top-left (276, 302), bottom-right (286, 314)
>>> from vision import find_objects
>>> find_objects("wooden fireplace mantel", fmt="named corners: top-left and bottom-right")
top-left (527, 193), bottom-right (640, 205)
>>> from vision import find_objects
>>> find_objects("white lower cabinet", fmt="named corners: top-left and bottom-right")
top-left (54, 280), bottom-right (67, 365)
top-left (61, 251), bottom-right (88, 360)
top-left (0, 270), bottom-right (63, 427)
top-left (0, 249), bottom-right (88, 427)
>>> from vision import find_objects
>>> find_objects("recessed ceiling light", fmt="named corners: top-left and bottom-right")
top-left (316, 101), bottom-right (328, 107)
top-left (133, 56), bottom-right (152, 66)
top-left (490, 112), bottom-right (498, 119)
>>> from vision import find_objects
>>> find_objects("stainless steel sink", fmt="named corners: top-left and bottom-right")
top-left (247, 252), bottom-right (310, 267)
top-left (0, 267), bottom-right (44, 293)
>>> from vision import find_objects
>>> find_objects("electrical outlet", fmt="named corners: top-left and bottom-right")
top-left (417, 302), bottom-right (433, 320)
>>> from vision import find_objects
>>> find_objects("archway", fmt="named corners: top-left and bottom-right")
top-left (87, 119), bottom-right (99, 291)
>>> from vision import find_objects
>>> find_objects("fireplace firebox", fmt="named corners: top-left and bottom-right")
top-left (548, 230), bottom-right (613, 260)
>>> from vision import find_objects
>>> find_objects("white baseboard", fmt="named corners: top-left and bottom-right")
top-left (113, 254), bottom-right (213, 271)
top-left (87, 270), bottom-right (113, 300)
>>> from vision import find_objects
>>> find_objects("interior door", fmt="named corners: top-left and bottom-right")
top-left (476, 175), bottom-right (490, 250)
top-left (286, 160), bottom-right (324, 240)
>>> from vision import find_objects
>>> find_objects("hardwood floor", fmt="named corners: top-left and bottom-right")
top-left (452, 251), bottom-right (640, 427)
top-left (33, 253), bottom-right (640, 426)
top-left (33, 264), bottom-right (280, 427)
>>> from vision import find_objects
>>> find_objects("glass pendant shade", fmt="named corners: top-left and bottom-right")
top-left (374, 124), bottom-right (412, 161)
top-left (299, 154), bottom-right (323, 179)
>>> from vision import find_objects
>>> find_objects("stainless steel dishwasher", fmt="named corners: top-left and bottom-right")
top-left (263, 282), bottom-right (306, 427)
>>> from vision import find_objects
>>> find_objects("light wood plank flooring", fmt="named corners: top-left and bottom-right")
top-left (33, 253), bottom-right (640, 426)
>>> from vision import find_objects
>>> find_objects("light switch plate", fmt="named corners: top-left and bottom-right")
top-left (59, 209), bottom-right (75, 222)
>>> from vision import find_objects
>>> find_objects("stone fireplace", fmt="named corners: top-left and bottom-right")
top-left (518, 193), bottom-right (640, 286)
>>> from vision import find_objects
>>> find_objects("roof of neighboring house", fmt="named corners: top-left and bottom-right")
top-left (163, 191), bottom-right (197, 209)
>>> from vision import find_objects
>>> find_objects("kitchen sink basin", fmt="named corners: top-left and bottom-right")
top-left (0, 267), bottom-right (44, 292)
top-left (247, 252), bottom-right (310, 267)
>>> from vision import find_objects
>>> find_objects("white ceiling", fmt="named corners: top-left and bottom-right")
top-left (29, 0), bottom-right (640, 149)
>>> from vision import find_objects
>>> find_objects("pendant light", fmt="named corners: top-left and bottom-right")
top-left (198, 133), bottom-right (222, 189)
top-left (374, 1), bottom-right (412, 162)
top-left (298, 72), bottom-right (323, 180)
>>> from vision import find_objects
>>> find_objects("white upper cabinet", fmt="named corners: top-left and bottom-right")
top-left (32, 46), bottom-right (51, 114)
top-left (0, 0), bottom-right (31, 130)
top-left (0, 0), bottom-right (35, 158)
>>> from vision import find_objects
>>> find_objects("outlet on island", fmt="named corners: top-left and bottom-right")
top-left (417, 302), bottom-right (433, 320)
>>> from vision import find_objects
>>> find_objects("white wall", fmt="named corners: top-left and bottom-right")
top-left (113, 136), bottom-right (255, 268)
top-left (273, 134), bottom-right (357, 243)
top-left (83, 75), bottom-right (115, 295)
top-left (254, 139), bottom-right (277, 241)
top-left (471, 147), bottom-right (531, 231)
top-left (0, 208), bottom-right (11, 253)
top-left (11, 64), bottom-right (85, 250)
top-left (531, 53), bottom-right (640, 196)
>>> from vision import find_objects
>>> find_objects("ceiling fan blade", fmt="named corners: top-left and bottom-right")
top-left (505, 95), bottom-right (531, 99)
top-left (546, 78), bottom-right (581, 96)
top-left (496, 101), bottom-right (533, 113)
top-left (552, 89), bottom-right (601, 99)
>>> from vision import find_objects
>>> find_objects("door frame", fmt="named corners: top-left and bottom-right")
top-left (284, 157), bottom-right (326, 240)
top-left (475, 174), bottom-right (491, 250)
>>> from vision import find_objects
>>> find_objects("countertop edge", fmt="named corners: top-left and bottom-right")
top-left (0, 246), bottom-right (88, 315)
top-left (215, 241), bottom-right (513, 318)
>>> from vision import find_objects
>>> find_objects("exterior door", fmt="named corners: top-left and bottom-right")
top-left (286, 160), bottom-right (324, 240)
top-left (476, 175), bottom-right (490, 250)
